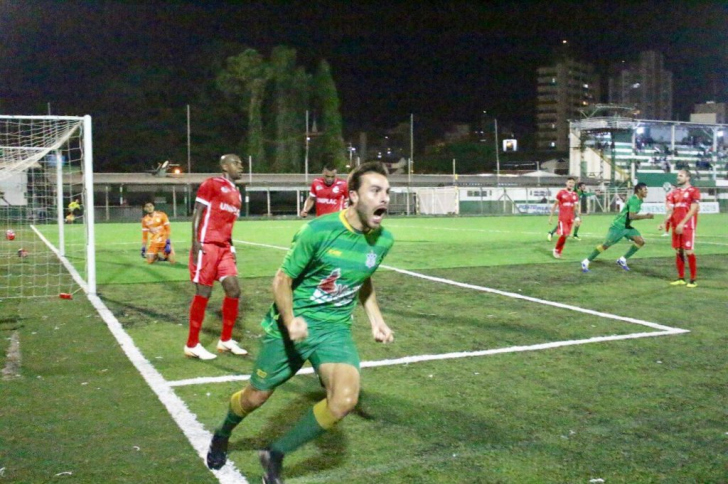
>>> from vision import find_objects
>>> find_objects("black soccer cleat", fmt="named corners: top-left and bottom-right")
top-left (259, 448), bottom-right (285, 484)
top-left (206, 433), bottom-right (229, 470)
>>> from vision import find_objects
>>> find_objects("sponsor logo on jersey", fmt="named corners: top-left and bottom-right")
top-left (221, 187), bottom-right (230, 193)
top-left (219, 202), bottom-right (240, 215)
top-left (311, 268), bottom-right (360, 306)
top-left (327, 248), bottom-right (342, 256)
top-left (366, 251), bottom-right (378, 268)
top-left (333, 186), bottom-right (340, 193)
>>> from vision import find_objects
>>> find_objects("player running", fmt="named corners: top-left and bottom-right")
top-left (141, 202), bottom-right (176, 264)
top-left (548, 177), bottom-right (580, 258)
top-left (658, 169), bottom-right (700, 287)
top-left (581, 182), bottom-right (654, 272)
top-left (206, 162), bottom-right (394, 483)
top-left (548, 181), bottom-right (590, 241)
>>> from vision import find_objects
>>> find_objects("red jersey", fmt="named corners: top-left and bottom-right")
top-left (195, 176), bottom-right (241, 246)
top-left (669, 185), bottom-right (700, 229)
top-left (555, 189), bottom-right (579, 221)
top-left (309, 177), bottom-right (349, 216)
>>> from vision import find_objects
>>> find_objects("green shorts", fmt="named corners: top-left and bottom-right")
top-left (250, 324), bottom-right (360, 391)
top-left (604, 226), bottom-right (642, 247)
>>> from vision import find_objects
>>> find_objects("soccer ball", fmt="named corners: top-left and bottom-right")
top-left (6, 229), bottom-right (15, 240)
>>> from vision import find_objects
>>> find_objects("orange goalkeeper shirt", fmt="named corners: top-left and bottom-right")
top-left (142, 211), bottom-right (171, 247)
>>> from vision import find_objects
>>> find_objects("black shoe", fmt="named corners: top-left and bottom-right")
top-left (259, 448), bottom-right (285, 484)
top-left (206, 433), bottom-right (229, 470)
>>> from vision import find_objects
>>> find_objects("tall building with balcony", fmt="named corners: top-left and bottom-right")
top-left (537, 59), bottom-right (600, 151)
top-left (608, 51), bottom-right (673, 120)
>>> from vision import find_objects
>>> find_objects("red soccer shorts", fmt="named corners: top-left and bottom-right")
top-left (672, 228), bottom-right (696, 251)
top-left (557, 219), bottom-right (574, 237)
top-left (189, 243), bottom-right (237, 286)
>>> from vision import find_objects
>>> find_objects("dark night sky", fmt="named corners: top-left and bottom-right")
top-left (1, 1), bottom-right (726, 139)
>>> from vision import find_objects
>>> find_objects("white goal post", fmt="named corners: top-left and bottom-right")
top-left (416, 186), bottom-right (460, 215)
top-left (0, 115), bottom-right (96, 298)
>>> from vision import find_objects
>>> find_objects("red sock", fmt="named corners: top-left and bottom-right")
top-left (687, 254), bottom-right (697, 281)
top-left (675, 253), bottom-right (685, 279)
top-left (187, 294), bottom-right (209, 347)
top-left (220, 297), bottom-right (239, 341)
top-left (555, 235), bottom-right (567, 252)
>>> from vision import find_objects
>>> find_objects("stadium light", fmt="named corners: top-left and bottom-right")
top-left (717, 130), bottom-right (724, 137)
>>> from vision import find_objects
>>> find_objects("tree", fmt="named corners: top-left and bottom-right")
top-left (217, 49), bottom-right (271, 169)
top-left (313, 60), bottom-right (347, 171)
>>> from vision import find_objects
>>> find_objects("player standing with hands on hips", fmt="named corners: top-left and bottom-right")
top-left (206, 162), bottom-right (394, 484)
top-left (184, 154), bottom-right (248, 360)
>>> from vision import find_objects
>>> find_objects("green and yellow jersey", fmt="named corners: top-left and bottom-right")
top-left (261, 210), bottom-right (394, 337)
top-left (611, 195), bottom-right (643, 230)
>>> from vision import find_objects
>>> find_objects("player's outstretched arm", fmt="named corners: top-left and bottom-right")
top-left (359, 278), bottom-right (393, 343)
top-left (271, 269), bottom-right (308, 342)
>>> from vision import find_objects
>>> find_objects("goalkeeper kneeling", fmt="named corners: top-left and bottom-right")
top-left (141, 202), bottom-right (177, 264)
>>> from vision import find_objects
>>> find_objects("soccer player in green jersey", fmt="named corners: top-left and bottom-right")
top-left (581, 182), bottom-right (654, 272)
top-left (206, 162), bottom-right (395, 483)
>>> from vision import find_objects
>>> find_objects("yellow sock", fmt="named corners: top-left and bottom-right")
top-left (313, 399), bottom-right (339, 430)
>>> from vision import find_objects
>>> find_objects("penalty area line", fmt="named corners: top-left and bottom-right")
top-left (233, 238), bottom-right (688, 333)
top-left (168, 329), bottom-right (683, 388)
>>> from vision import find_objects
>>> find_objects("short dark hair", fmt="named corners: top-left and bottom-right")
top-left (348, 162), bottom-right (388, 193)
top-left (321, 153), bottom-right (336, 172)
top-left (567, 176), bottom-right (576, 182)
top-left (634, 182), bottom-right (647, 192)
top-left (679, 168), bottom-right (692, 179)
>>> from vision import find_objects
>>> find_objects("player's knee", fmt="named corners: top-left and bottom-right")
top-left (328, 391), bottom-right (359, 418)
top-left (241, 386), bottom-right (272, 412)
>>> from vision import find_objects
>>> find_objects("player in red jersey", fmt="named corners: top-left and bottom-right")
top-left (300, 160), bottom-right (349, 217)
top-left (185, 154), bottom-right (248, 360)
top-left (548, 177), bottom-right (581, 259)
top-left (658, 169), bottom-right (701, 287)
top-left (141, 202), bottom-right (176, 264)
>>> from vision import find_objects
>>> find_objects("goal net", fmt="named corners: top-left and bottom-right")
top-left (0, 115), bottom-right (95, 298)
top-left (416, 186), bottom-right (460, 215)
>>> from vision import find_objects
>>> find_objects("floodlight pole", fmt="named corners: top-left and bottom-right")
top-left (305, 110), bottom-right (310, 184)
top-left (186, 104), bottom-right (191, 174)
top-left (494, 118), bottom-right (500, 183)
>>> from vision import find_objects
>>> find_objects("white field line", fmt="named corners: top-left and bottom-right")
top-left (31, 225), bottom-right (248, 484)
top-left (164, 239), bottom-right (689, 389)
top-left (168, 329), bottom-right (678, 388)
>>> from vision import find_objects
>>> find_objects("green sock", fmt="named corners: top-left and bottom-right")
top-left (270, 407), bottom-right (326, 454)
top-left (216, 410), bottom-right (245, 438)
top-left (587, 249), bottom-right (600, 261)
top-left (573, 226), bottom-right (580, 236)
top-left (623, 244), bottom-right (640, 260)
top-left (215, 390), bottom-right (248, 438)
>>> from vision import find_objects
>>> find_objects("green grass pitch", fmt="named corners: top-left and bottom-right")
top-left (2, 213), bottom-right (727, 483)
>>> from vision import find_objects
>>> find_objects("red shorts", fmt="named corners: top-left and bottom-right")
top-left (672, 228), bottom-right (696, 251)
top-left (189, 243), bottom-right (237, 286)
top-left (557, 219), bottom-right (573, 237)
